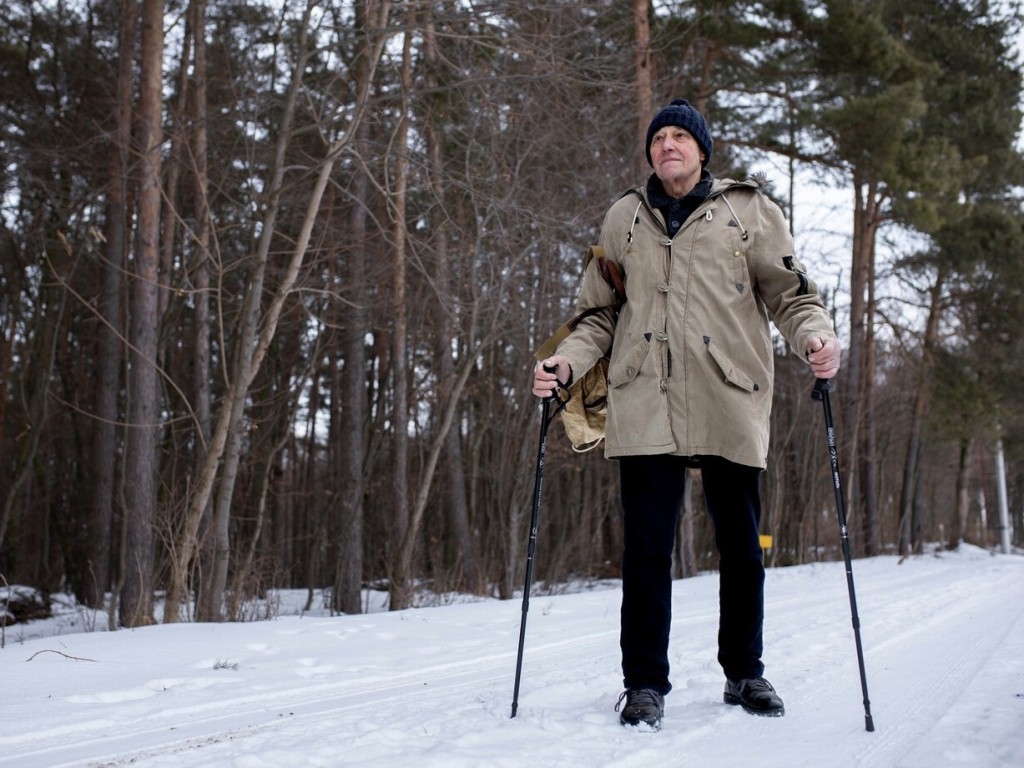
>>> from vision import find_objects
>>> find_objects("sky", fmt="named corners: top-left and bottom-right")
top-left (1, 544), bottom-right (1022, 768)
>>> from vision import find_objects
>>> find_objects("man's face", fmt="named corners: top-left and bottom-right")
top-left (650, 125), bottom-right (704, 194)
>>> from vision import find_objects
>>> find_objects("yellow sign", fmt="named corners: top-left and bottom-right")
top-left (759, 534), bottom-right (774, 550)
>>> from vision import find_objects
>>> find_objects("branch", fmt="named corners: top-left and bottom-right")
top-left (26, 649), bottom-right (96, 662)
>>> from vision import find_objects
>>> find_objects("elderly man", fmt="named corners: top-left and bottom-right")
top-left (533, 98), bottom-right (840, 730)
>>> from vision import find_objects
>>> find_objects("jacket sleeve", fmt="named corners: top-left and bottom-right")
top-left (750, 195), bottom-right (837, 358)
top-left (555, 244), bottom-right (621, 383)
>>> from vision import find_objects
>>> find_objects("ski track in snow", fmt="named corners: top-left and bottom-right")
top-left (1, 550), bottom-right (1022, 767)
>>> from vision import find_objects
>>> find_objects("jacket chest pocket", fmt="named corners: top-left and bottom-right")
top-left (689, 212), bottom-right (751, 295)
top-left (726, 221), bottom-right (751, 295)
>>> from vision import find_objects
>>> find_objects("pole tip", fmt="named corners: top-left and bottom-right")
top-left (865, 714), bottom-right (875, 732)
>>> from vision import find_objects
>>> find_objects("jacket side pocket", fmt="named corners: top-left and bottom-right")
top-left (608, 334), bottom-right (651, 388)
top-left (704, 336), bottom-right (758, 392)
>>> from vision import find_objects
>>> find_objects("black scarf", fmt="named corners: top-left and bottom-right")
top-left (646, 168), bottom-right (713, 238)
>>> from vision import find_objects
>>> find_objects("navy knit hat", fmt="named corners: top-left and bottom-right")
top-left (645, 98), bottom-right (713, 167)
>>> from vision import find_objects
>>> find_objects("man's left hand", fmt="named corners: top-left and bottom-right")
top-left (807, 337), bottom-right (841, 379)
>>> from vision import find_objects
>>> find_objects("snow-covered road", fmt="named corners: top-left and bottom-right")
top-left (1, 546), bottom-right (1021, 767)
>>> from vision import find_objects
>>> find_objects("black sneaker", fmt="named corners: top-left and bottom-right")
top-left (724, 677), bottom-right (785, 716)
top-left (615, 688), bottom-right (665, 730)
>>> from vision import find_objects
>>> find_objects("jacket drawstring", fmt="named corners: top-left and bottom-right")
top-left (629, 184), bottom-right (751, 244)
top-left (625, 198), bottom-right (644, 253)
top-left (719, 194), bottom-right (749, 241)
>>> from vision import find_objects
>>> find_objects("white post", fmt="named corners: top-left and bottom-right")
top-left (994, 438), bottom-right (1012, 554)
top-left (977, 488), bottom-right (988, 544)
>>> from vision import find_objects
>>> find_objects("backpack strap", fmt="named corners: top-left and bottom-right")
top-left (585, 245), bottom-right (626, 309)
top-left (534, 245), bottom-right (626, 362)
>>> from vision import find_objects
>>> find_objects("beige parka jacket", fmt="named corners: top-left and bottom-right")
top-left (556, 177), bottom-right (837, 468)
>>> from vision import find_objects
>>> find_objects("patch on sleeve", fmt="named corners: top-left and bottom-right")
top-left (783, 255), bottom-right (809, 296)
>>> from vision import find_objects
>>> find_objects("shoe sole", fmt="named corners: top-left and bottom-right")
top-left (620, 717), bottom-right (662, 731)
top-left (724, 693), bottom-right (785, 717)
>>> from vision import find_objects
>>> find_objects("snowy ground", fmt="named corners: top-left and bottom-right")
top-left (1, 545), bottom-right (1022, 768)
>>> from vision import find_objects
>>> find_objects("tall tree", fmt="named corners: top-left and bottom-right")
top-left (765, 0), bottom-right (1021, 553)
top-left (85, 0), bottom-right (135, 610)
top-left (120, 0), bottom-right (166, 628)
top-left (790, 0), bottom-right (931, 554)
top-left (189, 0), bottom-right (214, 607)
top-left (388, 11), bottom-right (413, 611)
top-left (160, 0), bottom-right (213, 620)
top-left (885, 0), bottom-right (1024, 553)
top-left (421, 7), bottom-right (480, 593)
top-left (634, 0), bottom-right (654, 172)
top-left (928, 202), bottom-right (1024, 541)
top-left (896, 265), bottom-right (945, 555)
top-left (330, 2), bottom-right (376, 616)
top-left (4, 0), bottom-right (1023, 616)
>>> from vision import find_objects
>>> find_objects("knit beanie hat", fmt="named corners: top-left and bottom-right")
top-left (645, 98), bottom-right (714, 167)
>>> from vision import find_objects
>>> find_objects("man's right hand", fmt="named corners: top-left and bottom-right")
top-left (532, 356), bottom-right (570, 398)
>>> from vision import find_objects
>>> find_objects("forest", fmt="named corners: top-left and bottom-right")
top-left (1, 0), bottom-right (1023, 628)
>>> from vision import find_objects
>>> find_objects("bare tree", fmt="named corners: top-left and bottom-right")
top-left (421, 9), bottom-right (480, 593)
top-left (3, 0), bottom-right (1022, 616)
top-left (166, 0), bottom-right (393, 621)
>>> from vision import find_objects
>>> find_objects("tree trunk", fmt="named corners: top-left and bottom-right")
top-left (675, 470), bottom-right (698, 578)
top-left (85, 0), bottom-right (135, 610)
top-left (844, 179), bottom-right (867, 554)
top-left (953, 437), bottom-right (973, 547)
top-left (0, 289), bottom-right (66, 557)
top-left (178, 0), bottom-right (315, 621)
top-left (388, 19), bottom-right (413, 612)
top-left (333, 125), bottom-right (369, 616)
top-left (188, 0), bottom-right (391, 619)
top-left (162, 0), bottom-right (210, 623)
top-left (861, 232), bottom-right (879, 552)
top-left (157, 19), bottom-right (192, 327)
top-left (190, 0), bottom-right (214, 618)
top-left (633, 0), bottom-right (653, 178)
top-left (120, 0), bottom-right (165, 628)
top-left (331, 0), bottom-right (393, 615)
top-left (845, 173), bottom-right (884, 556)
top-left (899, 270), bottom-right (944, 555)
top-left (422, 12), bottom-right (480, 593)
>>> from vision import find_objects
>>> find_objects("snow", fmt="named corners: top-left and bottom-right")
top-left (1, 545), bottom-right (1022, 768)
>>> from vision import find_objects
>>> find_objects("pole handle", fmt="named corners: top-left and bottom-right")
top-left (811, 377), bottom-right (832, 401)
top-left (542, 363), bottom-right (559, 400)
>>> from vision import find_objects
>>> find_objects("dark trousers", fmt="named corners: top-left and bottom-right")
top-left (619, 454), bottom-right (765, 695)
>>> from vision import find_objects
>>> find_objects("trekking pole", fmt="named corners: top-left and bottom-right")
top-left (511, 365), bottom-right (561, 718)
top-left (811, 378), bottom-right (875, 733)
